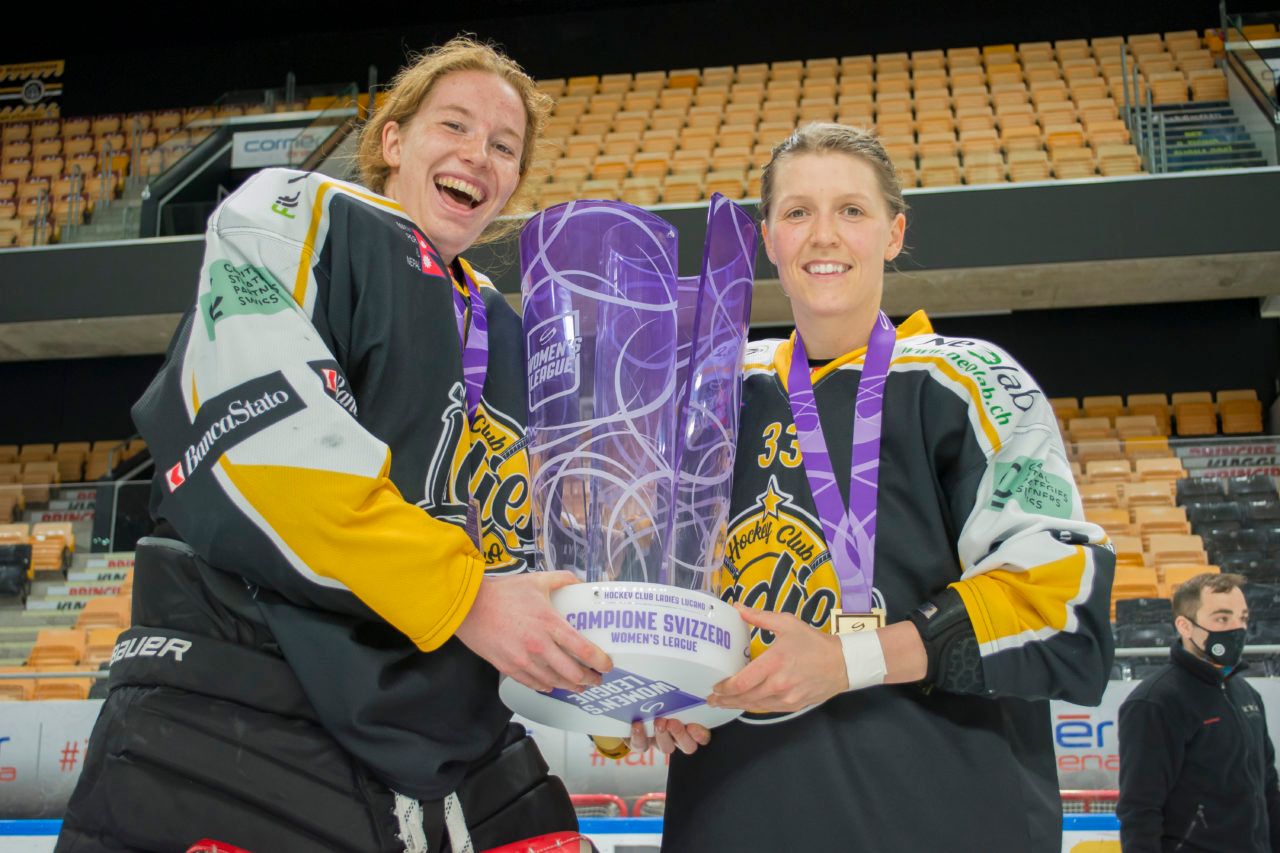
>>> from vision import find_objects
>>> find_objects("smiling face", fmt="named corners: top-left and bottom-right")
top-left (380, 69), bottom-right (527, 264)
top-left (761, 151), bottom-right (905, 338)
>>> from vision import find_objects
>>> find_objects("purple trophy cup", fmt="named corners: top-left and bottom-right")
top-left (499, 197), bottom-right (757, 736)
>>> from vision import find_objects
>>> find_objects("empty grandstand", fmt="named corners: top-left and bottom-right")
top-left (1, 0), bottom-right (1279, 849)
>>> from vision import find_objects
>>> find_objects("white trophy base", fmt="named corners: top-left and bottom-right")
top-left (499, 581), bottom-right (751, 737)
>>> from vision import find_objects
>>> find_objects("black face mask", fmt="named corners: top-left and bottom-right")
top-left (1189, 620), bottom-right (1247, 670)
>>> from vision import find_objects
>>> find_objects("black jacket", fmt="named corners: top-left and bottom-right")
top-left (1118, 641), bottom-right (1280, 853)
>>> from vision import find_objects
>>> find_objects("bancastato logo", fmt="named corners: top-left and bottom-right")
top-left (165, 372), bottom-right (305, 492)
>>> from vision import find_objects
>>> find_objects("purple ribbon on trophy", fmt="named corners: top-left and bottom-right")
top-left (520, 196), bottom-right (756, 591)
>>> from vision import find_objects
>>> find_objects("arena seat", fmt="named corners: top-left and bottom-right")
top-left (1114, 620), bottom-right (1177, 647)
top-left (1248, 619), bottom-right (1280, 643)
top-left (1134, 457), bottom-right (1185, 481)
top-left (75, 595), bottom-right (132, 631)
top-left (1080, 482), bottom-right (1122, 508)
top-left (1114, 415), bottom-right (1159, 439)
top-left (18, 443), bottom-right (54, 463)
top-left (1220, 399), bottom-right (1264, 434)
top-left (1174, 401), bottom-right (1217, 435)
top-left (83, 627), bottom-right (124, 665)
top-left (33, 675), bottom-right (94, 701)
top-left (1243, 501), bottom-right (1280, 527)
top-left (1113, 566), bottom-right (1160, 599)
top-left (1162, 564), bottom-right (1219, 594)
top-left (1225, 475), bottom-right (1278, 503)
top-left (27, 629), bottom-right (85, 667)
top-left (20, 472), bottom-right (54, 505)
top-left (1244, 583), bottom-right (1280, 616)
top-left (1086, 459), bottom-right (1132, 483)
top-left (0, 666), bottom-right (36, 701)
top-left (1134, 506), bottom-right (1191, 542)
top-left (1082, 395), bottom-right (1124, 420)
top-left (1185, 501), bottom-right (1243, 528)
top-left (1087, 507), bottom-right (1132, 536)
top-left (1176, 477), bottom-right (1223, 505)
top-left (1110, 535), bottom-right (1146, 567)
top-left (1069, 416), bottom-right (1115, 441)
top-left (30, 522), bottom-right (73, 573)
top-left (1122, 481), bottom-right (1175, 508)
top-left (1148, 534), bottom-right (1208, 568)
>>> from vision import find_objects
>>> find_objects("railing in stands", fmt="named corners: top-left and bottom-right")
top-left (1224, 9), bottom-right (1280, 121)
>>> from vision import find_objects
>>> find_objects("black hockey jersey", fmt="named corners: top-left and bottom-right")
top-left (127, 168), bottom-right (534, 797)
top-left (663, 311), bottom-right (1116, 852)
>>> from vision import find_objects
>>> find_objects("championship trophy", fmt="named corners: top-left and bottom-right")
top-left (499, 195), bottom-right (757, 737)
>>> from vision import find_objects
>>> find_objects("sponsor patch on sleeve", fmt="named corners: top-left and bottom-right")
top-left (989, 455), bottom-right (1073, 519)
top-left (307, 359), bottom-right (359, 418)
top-left (164, 372), bottom-right (306, 492)
top-left (200, 260), bottom-right (291, 340)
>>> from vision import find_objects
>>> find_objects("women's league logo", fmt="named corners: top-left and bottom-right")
top-left (525, 310), bottom-right (582, 411)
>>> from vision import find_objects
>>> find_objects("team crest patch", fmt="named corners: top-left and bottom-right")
top-left (422, 383), bottom-right (533, 569)
top-left (716, 475), bottom-right (839, 656)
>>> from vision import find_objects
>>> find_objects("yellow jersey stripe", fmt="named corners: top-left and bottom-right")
top-left (292, 182), bottom-right (406, 305)
top-left (216, 453), bottom-right (484, 651)
top-left (771, 309), bottom-right (936, 388)
top-left (951, 545), bottom-right (1087, 646)
top-left (894, 355), bottom-right (1003, 452)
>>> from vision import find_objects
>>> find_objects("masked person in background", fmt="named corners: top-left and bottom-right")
top-left (619, 123), bottom-right (1116, 852)
top-left (58, 37), bottom-right (610, 853)
top-left (1118, 572), bottom-right (1280, 853)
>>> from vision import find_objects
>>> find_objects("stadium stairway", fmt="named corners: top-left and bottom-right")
top-left (1155, 100), bottom-right (1268, 171)
top-left (59, 177), bottom-right (147, 245)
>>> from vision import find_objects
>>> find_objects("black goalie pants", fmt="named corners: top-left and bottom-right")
top-left (55, 626), bottom-right (576, 853)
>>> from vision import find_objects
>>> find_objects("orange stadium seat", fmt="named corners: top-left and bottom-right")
top-left (1113, 567), bottom-right (1161, 600)
top-left (1086, 459), bottom-right (1133, 483)
top-left (0, 667), bottom-right (36, 701)
top-left (1122, 481), bottom-right (1175, 507)
top-left (1074, 435), bottom-right (1116, 462)
top-left (83, 627), bottom-right (125, 666)
top-left (27, 629), bottom-right (85, 668)
top-left (33, 677), bottom-right (94, 701)
top-left (1110, 535), bottom-right (1146, 567)
top-left (1124, 436), bottom-right (1171, 460)
top-left (1086, 507), bottom-right (1133, 537)
top-left (1135, 457), bottom-right (1186, 481)
top-left (1148, 534), bottom-right (1208, 568)
top-left (76, 596), bottom-right (133, 631)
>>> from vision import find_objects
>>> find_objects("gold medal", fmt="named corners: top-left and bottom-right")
top-left (831, 608), bottom-right (886, 635)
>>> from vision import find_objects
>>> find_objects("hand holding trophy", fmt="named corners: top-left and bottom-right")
top-left (499, 195), bottom-right (757, 737)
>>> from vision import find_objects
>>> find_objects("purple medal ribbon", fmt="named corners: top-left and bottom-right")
top-left (450, 265), bottom-right (489, 422)
top-left (786, 311), bottom-right (896, 612)
top-left (450, 264), bottom-right (489, 547)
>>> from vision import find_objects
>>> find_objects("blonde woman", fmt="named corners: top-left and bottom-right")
top-left (636, 124), bottom-right (1116, 852)
top-left (58, 38), bottom-right (607, 852)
